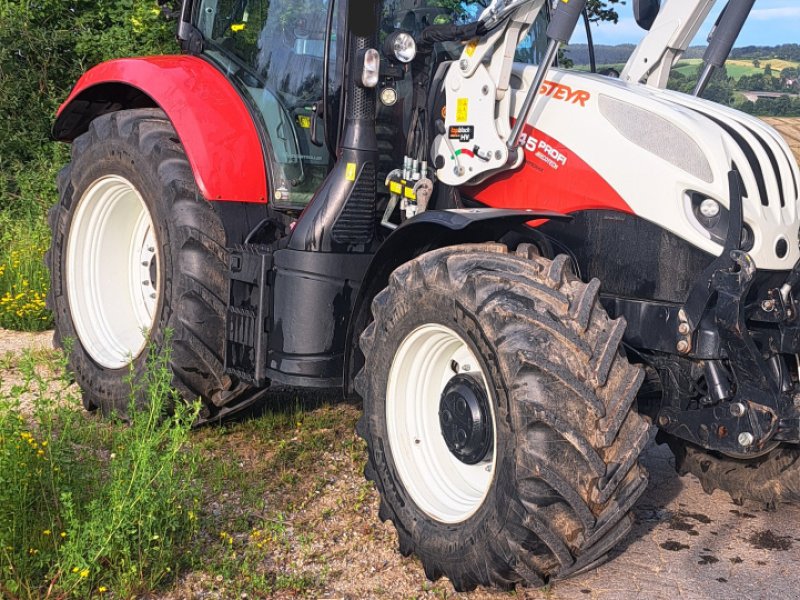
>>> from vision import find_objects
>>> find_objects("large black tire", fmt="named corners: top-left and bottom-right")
top-left (666, 437), bottom-right (800, 505)
top-left (355, 243), bottom-right (650, 590)
top-left (47, 108), bottom-right (246, 417)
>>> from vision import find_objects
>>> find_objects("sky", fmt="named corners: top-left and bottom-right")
top-left (570, 0), bottom-right (800, 47)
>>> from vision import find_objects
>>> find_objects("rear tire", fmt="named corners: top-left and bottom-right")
top-left (666, 437), bottom-right (800, 505)
top-left (47, 108), bottom-right (246, 416)
top-left (355, 243), bottom-right (650, 590)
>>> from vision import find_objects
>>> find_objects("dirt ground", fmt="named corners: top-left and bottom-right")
top-left (3, 328), bottom-right (800, 600)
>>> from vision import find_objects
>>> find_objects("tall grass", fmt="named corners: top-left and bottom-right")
top-left (0, 213), bottom-right (52, 331)
top-left (0, 342), bottom-right (201, 598)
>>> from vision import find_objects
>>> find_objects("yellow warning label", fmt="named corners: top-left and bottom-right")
top-left (297, 115), bottom-right (312, 129)
top-left (345, 162), bottom-right (357, 181)
top-left (389, 181), bottom-right (402, 194)
top-left (231, 23), bottom-right (246, 32)
top-left (456, 98), bottom-right (469, 123)
top-left (403, 187), bottom-right (416, 200)
top-left (465, 39), bottom-right (478, 57)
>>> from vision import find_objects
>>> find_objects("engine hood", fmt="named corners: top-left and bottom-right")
top-left (498, 66), bottom-right (800, 270)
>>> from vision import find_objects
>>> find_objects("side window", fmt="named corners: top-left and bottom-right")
top-left (196, 0), bottom-right (340, 209)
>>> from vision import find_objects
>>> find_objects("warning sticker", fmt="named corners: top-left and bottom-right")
top-left (456, 98), bottom-right (469, 123)
top-left (448, 125), bottom-right (474, 142)
top-left (465, 39), bottom-right (478, 57)
top-left (296, 115), bottom-right (312, 129)
top-left (345, 162), bottom-right (357, 181)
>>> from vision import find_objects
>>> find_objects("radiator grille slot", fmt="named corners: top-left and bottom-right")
top-left (333, 162), bottom-right (376, 244)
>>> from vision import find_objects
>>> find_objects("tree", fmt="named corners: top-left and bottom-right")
top-left (752, 58), bottom-right (760, 68)
top-left (0, 1), bottom-right (175, 218)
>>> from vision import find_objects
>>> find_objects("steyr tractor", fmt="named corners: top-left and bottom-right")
top-left (49, 0), bottom-right (800, 590)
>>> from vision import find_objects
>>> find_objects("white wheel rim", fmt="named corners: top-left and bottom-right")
top-left (66, 175), bottom-right (160, 369)
top-left (386, 323), bottom-right (497, 523)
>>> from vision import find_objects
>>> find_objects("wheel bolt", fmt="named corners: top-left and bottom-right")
top-left (738, 432), bottom-right (754, 447)
top-left (730, 402), bottom-right (746, 417)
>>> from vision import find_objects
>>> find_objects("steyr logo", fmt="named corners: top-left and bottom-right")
top-left (539, 81), bottom-right (590, 107)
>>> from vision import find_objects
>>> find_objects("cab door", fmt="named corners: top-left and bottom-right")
top-left (193, 0), bottom-right (345, 209)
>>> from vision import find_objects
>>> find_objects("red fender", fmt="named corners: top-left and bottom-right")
top-left (55, 55), bottom-right (268, 203)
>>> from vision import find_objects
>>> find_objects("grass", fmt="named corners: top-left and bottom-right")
top-left (672, 58), bottom-right (800, 81)
top-left (185, 394), bottom-right (367, 597)
top-left (0, 213), bottom-right (52, 332)
top-left (0, 340), bottom-right (378, 597)
top-left (0, 341), bottom-right (201, 599)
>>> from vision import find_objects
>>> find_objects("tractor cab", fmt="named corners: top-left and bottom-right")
top-left (188, 0), bottom-right (557, 213)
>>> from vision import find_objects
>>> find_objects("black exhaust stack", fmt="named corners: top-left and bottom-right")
top-left (288, 0), bottom-right (380, 253)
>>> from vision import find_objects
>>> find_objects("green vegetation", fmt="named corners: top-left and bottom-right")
top-left (0, 1), bottom-right (176, 331)
top-left (0, 216), bottom-right (51, 330)
top-left (0, 341), bottom-right (375, 597)
top-left (672, 58), bottom-right (800, 81)
top-left (0, 342), bottom-right (200, 599)
top-left (668, 64), bottom-right (800, 117)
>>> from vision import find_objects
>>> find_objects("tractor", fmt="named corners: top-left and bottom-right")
top-left (49, 0), bottom-right (800, 590)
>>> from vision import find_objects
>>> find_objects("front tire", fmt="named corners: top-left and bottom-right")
top-left (355, 243), bottom-right (650, 590)
top-left (666, 437), bottom-right (800, 505)
top-left (47, 109), bottom-right (246, 417)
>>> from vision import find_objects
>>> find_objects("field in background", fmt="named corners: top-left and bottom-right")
top-left (673, 58), bottom-right (800, 80)
top-left (768, 118), bottom-right (800, 162)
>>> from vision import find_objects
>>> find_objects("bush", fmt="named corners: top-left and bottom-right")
top-left (0, 341), bottom-right (200, 598)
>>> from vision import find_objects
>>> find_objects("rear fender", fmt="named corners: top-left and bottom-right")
top-left (54, 56), bottom-right (268, 203)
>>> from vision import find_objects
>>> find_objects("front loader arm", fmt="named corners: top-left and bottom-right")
top-left (431, 0), bottom-right (586, 188)
top-left (621, 0), bottom-right (717, 87)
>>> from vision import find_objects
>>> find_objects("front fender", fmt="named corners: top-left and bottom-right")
top-left (54, 56), bottom-right (268, 203)
top-left (343, 208), bottom-right (570, 394)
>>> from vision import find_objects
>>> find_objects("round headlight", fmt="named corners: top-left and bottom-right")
top-left (385, 31), bottom-right (416, 64)
top-left (699, 198), bottom-right (720, 218)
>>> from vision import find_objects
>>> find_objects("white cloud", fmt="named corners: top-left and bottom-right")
top-left (750, 7), bottom-right (800, 20)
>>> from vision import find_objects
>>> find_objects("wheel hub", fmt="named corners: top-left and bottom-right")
top-left (439, 374), bottom-right (494, 464)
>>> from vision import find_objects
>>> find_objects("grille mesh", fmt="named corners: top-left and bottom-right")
top-left (333, 162), bottom-right (375, 244)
